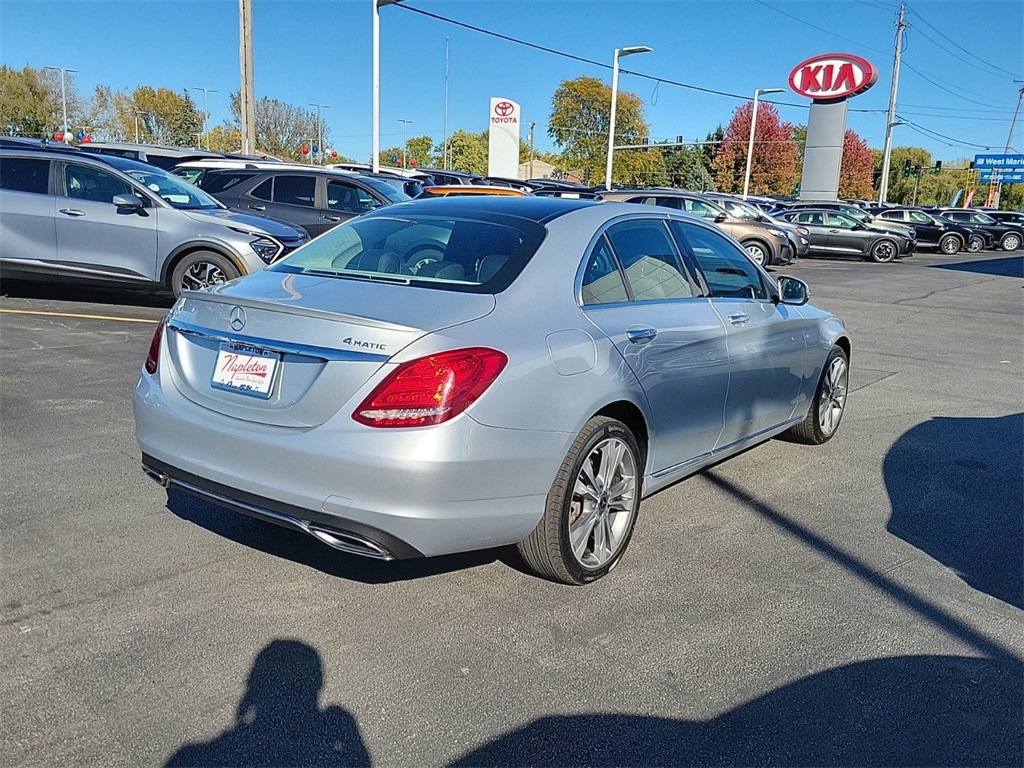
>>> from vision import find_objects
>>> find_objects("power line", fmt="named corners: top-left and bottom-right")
top-left (905, 23), bottom-right (1017, 80)
top-left (897, 116), bottom-right (995, 149)
top-left (754, 0), bottom-right (891, 57)
top-left (905, 3), bottom-right (1022, 79)
top-left (901, 61), bottom-right (1007, 109)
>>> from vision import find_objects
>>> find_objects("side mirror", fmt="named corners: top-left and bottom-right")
top-left (776, 275), bottom-right (809, 306)
top-left (113, 193), bottom-right (144, 210)
top-left (851, 223), bottom-right (865, 230)
top-left (714, 212), bottom-right (728, 223)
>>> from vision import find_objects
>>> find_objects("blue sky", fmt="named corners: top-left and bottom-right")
top-left (2, 0), bottom-right (1021, 162)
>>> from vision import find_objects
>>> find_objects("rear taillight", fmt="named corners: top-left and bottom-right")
top-left (353, 347), bottom-right (508, 428)
top-left (145, 320), bottom-right (165, 375)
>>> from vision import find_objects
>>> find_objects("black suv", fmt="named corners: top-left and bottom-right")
top-left (929, 209), bottom-right (1022, 251)
top-left (866, 207), bottom-right (977, 254)
top-left (195, 168), bottom-right (412, 237)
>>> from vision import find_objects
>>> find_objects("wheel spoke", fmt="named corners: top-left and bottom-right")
top-left (591, 512), bottom-right (608, 562)
top-left (580, 456), bottom-right (601, 494)
top-left (569, 507), bottom-right (599, 561)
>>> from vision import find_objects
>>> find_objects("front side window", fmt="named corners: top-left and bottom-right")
top-left (826, 212), bottom-right (858, 228)
top-left (0, 157), bottom-right (49, 194)
top-left (581, 234), bottom-right (629, 305)
top-left (201, 171), bottom-right (257, 194)
top-left (606, 219), bottom-right (692, 301)
top-left (909, 211), bottom-right (933, 224)
top-left (680, 198), bottom-right (721, 219)
top-left (63, 164), bottom-right (133, 203)
top-left (673, 222), bottom-right (768, 301)
top-left (879, 210), bottom-right (905, 221)
top-left (326, 180), bottom-right (363, 213)
top-left (971, 213), bottom-right (997, 225)
top-left (121, 166), bottom-right (221, 209)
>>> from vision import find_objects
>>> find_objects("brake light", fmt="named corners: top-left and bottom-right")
top-left (145, 320), bottom-right (165, 375)
top-left (353, 347), bottom-right (508, 428)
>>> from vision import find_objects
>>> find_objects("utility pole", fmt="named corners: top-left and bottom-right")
top-left (238, 0), bottom-right (256, 154)
top-left (529, 121), bottom-right (536, 179)
top-left (993, 82), bottom-right (1024, 207)
top-left (443, 36), bottom-right (450, 171)
top-left (877, 2), bottom-right (906, 204)
top-left (44, 66), bottom-right (78, 141)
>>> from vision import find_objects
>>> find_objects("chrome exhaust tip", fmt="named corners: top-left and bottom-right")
top-left (307, 526), bottom-right (394, 560)
top-left (142, 465), bottom-right (170, 487)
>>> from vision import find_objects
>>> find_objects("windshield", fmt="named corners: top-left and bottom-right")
top-left (124, 167), bottom-right (222, 210)
top-left (271, 212), bottom-right (546, 293)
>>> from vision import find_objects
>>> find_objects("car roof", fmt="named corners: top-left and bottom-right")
top-left (370, 195), bottom-right (599, 224)
top-left (81, 141), bottom-right (223, 157)
top-left (419, 185), bottom-right (527, 197)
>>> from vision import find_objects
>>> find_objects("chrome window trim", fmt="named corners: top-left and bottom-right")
top-left (167, 319), bottom-right (389, 362)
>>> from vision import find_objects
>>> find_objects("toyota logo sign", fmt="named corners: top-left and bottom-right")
top-left (788, 53), bottom-right (878, 101)
top-left (494, 101), bottom-right (515, 117)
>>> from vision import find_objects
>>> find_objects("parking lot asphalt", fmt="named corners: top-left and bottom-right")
top-left (2, 251), bottom-right (1022, 767)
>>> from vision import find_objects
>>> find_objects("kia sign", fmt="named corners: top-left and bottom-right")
top-left (488, 97), bottom-right (520, 178)
top-left (789, 53), bottom-right (878, 101)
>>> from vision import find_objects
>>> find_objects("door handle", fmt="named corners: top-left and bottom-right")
top-left (828, 229), bottom-right (840, 234)
top-left (323, 215), bottom-right (342, 222)
top-left (59, 208), bottom-right (85, 217)
top-left (728, 313), bottom-right (749, 326)
top-left (626, 326), bottom-right (658, 344)
top-left (248, 204), bottom-right (266, 211)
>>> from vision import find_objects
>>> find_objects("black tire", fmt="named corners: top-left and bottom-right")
top-left (517, 417), bottom-right (642, 585)
top-left (938, 233), bottom-right (962, 255)
top-left (170, 250), bottom-right (240, 298)
top-left (967, 235), bottom-right (984, 253)
top-left (1000, 232), bottom-right (1021, 251)
top-left (786, 345), bottom-right (849, 445)
top-left (743, 240), bottom-right (770, 267)
top-left (869, 239), bottom-right (898, 263)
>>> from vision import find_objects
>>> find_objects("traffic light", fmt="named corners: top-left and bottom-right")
top-left (914, 164), bottom-right (922, 177)
top-left (934, 161), bottom-right (942, 173)
top-left (903, 160), bottom-right (911, 178)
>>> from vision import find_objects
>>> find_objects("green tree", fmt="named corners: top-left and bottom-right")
top-left (224, 93), bottom-right (329, 162)
top-left (712, 101), bottom-right (799, 195)
top-left (443, 129), bottom-right (489, 175)
top-left (0, 65), bottom-right (83, 138)
top-left (873, 146), bottom-right (933, 204)
top-left (661, 142), bottom-right (716, 191)
top-left (548, 75), bottom-right (655, 186)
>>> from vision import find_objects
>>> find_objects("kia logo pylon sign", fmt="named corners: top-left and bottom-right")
top-left (788, 53), bottom-right (878, 101)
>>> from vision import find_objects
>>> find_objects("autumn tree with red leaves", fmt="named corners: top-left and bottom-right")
top-left (711, 101), bottom-right (799, 195)
top-left (838, 128), bottom-right (875, 199)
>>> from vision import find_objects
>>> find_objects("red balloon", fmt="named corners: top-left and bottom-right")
top-left (82, 134), bottom-right (92, 143)
top-left (54, 132), bottom-right (64, 142)
top-left (331, 150), bottom-right (338, 158)
top-left (300, 145), bottom-right (310, 155)
top-left (410, 159), bottom-right (417, 167)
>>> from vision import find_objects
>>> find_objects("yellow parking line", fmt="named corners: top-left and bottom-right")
top-left (0, 308), bottom-right (159, 324)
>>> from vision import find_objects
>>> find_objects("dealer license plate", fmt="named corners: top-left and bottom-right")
top-left (211, 342), bottom-right (280, 399)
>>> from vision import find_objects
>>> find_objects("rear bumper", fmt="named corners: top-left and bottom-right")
top-left (134, 372), bottom-right (568, 559)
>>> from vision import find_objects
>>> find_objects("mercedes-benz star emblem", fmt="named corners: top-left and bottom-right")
top-left (229, 307), bottom-right (246, 332)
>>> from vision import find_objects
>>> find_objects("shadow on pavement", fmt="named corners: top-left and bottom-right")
top-left (0, 277), bottom-right (174, 309)
top-left (450, 654), bottom-right (1022, 766)
top-left (884, 413), bottom-right (1024, 609)
top-left (930, 255), bottom-right (1023, 278)
top-left (165, 639), bottom-right (370, 767)
top-left (165, 489), bottom-right (503, 583)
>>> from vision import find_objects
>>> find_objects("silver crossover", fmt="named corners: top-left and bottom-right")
top-left (135, 197), bottom-right (851, 584)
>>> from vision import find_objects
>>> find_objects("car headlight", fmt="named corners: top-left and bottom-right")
top-left (249, 237), bottom-right (282, 264)
top-left (767, 228), bottom-right (786, 238)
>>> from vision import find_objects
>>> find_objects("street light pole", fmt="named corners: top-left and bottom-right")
top-left (605, 45), bottom-right (652, 190)
top-left (44, 66), bottom-right (78, 141)
top-left (373, 0), bottom-right (403, 173)
top-left (190, 87), bottom-right (218, 150)
top-left (743, 87), bottom-right (785, 199)
top-left (134, 111), bottom-right (151, 144)
top-left (310, 103), bottom-right (330, 164)
top-left (397, 118), bottom-right (411, 168)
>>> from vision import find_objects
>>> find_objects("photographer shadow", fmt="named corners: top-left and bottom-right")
top-left (883, 413), bottom-right (1023, 609)
top-left (165, 639), bottom-right (370, 767)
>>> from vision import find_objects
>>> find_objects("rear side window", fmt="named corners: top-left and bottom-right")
top-left (581, 235), bottom-right (629, 305)
top-left (0, 157), bottom-right (49, 194)
top-left (271, 212), bottom-right (546, 294)
top-left (672, 222), bottom-right (768, 301)
top-left (606, 219), bottom-right (693, 301)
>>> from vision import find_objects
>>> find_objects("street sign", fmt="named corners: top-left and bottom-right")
top-left (972, 153), bottom-right (1024, 171)
top-left (979, 170), bottom-right (1024, 184)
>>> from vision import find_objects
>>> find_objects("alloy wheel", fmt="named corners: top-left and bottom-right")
top-left (179, 261), bottom-right (230, 292)
top-left (568, 437), bottom-right (637, 569)
top-left (818, 355), bottom-right (848, 437)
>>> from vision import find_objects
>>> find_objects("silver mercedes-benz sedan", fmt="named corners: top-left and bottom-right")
top-left (134, 197), bottom-right (850, 585)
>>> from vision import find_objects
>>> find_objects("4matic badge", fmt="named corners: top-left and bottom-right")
top-left (342, 337), bottom-right (387, 351)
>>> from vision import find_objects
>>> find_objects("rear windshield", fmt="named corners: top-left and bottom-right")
top-left (271, 212), bottom-right (546, 293)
